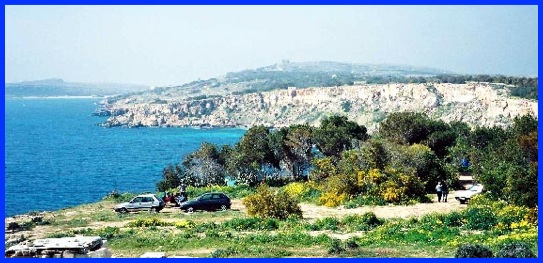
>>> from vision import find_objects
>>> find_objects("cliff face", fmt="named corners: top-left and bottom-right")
top-left (99, 82), bottom-right (538, 132)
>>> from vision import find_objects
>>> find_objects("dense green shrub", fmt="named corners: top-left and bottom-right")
top-left (341, 212), bottom-right (382, 231)
top-left (221, 217), bottom-right (279, 231)
top-left (327, 239), bottom-right (346, 254)
top-left (455, 244), bottom-right (493, 258)
top-left (419, 213), bottom-right (446, 230)
top-left (443, 211), bottom-right (464, 227)
top-left (96, 226), bottom-right (121, 240)
top-left (7, 222), bottom-right (22, 231)
top-left (345, 237), bottom-right (359, 249)
top-left (310, 217), bottom-right (341, 231)
top-left (464, 207), bottom-right (497, 230)
top-left (467, 195), bottom-right (504, 208)
top-left (102, 191), bottom-right (135, 202)
top-left (210, 247), bottom-right (238, 258)
top-left (194, 222), bottom-right (218, 232)
top-left (496, 241), bottom-right (536, 258)
top-left (205, 229), bottom-right (220, 238)
top-left (243, 185), bottom-right (302, 220)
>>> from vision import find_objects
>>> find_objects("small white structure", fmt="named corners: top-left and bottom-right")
top-left (140, 252), bottom-right (167, 258)
top-left (5, 236), bottom-right (111, 258)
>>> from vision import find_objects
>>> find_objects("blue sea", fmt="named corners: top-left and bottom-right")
top-left (4, 98), bottom-right (245, 217)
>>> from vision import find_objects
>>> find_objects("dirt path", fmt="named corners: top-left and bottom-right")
top-left (301, 200), bottom-right (464, 221)
top-left (231, 191), bottom-right (465, 221)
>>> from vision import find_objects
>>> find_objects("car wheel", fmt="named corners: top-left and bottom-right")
top-left (220, 205), bottom-right (228, 211)
top-left (150, 207), bottom-right (159, 213)
top-left (186, 207), bottom-right (194, 214)
top-left (118, 208), bottom-right (128, 214)
top-left (459, 200), bottom-right (466, 204)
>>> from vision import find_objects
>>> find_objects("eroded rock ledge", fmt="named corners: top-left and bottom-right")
top-left (98, 83), bottom-right (538, 132)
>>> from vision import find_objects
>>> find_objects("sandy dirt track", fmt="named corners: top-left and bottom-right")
top-left (229, 191), bottom-right (465, 221)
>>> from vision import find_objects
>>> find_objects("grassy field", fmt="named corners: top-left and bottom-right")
top-left (5, 194), bottom-right (538, 258)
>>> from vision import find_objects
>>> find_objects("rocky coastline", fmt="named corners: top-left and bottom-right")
top-left (96, 83), bottom-right (538, 132)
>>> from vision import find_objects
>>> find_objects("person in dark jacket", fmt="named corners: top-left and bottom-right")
top-left (435, 181), bottom-right (443, 202)
top-left (442, 181), bottom-right (449, 202)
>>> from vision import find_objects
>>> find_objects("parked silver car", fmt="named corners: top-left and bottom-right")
top-left (114, 194), bottom-right (165, 213)
top-left (454, 184), bottom-right (484, 204)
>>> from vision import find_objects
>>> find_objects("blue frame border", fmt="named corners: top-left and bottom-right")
top-left (2, 2), bottom-right (541, 261)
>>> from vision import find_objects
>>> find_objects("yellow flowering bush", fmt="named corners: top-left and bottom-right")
top-left (485, 228), bottom-right (538, 247)
top-left (310, 157), bottom-right (337, 182)
top-left (510, 220), bottom-right (533, 231)
top-left (126, 217), bottom-right (170, 228)
top-left (318, 192), bottom-right (348, 207)
top-left (357, 169), bottom-right (383, 196)
top-left (355, 167), bottom-right (425, 205)
top-left (382, 181), bottom-right (403, 203)
top-left (524, 206), bottom-right (538, 225)
top-left (243, 185), bottom-right (302, 220)
top-left (174, 220), bottom-right (195, 229)
top-left (496, 205), bottom-right (528, 227)
top-left (284, 182), bottom-right (309, 199)
top-left (318, 172), bottom-right (358, 207)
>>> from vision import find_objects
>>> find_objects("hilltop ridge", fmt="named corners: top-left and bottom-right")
top-left (95, 61), bottom-right (537, 130)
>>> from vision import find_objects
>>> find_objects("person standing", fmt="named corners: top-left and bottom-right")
top-left (442, 181), bottom-right (449, 202)
top-left (435, 181), bottom-right (443, 202)
top-left (179, 183), bottom-right (187, 201)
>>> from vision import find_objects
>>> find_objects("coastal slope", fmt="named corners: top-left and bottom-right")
top-left (100, 82), bottom-right (537, 132)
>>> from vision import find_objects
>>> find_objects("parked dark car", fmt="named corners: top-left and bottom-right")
top-left (179, 192), bottom-right (231, 213)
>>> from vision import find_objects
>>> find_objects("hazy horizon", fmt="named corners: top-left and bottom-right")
top-left (6, 5), bottom-right (538, 86)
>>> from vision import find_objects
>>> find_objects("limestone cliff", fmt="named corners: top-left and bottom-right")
top-left (99, 82), bottom-right (537, 132)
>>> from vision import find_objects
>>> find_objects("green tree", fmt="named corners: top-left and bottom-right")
top-left (226, 126), bottom-right (277, 186)
top-left (313, 115), bottom-right (368, 158)
top-left (238, 126), bottom-right (276, 166)
top-left (512, 114), bottom-right (537, 137)
top-left (378, 112), bottom-right (431, 145)
top-left (283, 125), bottom-right (314, 180)
top-left (424, 125), bottom-right (457, 158)
top-left (182, 143), bottom-right (225, 187)
top-left (471, 115), bottom-right (538, 207)
top-left (357, 139), bottom-right (388, 170)
top-left (156, 164), bottom-right (182, 192)
top-left (388, 143), bottom-right (447, 192)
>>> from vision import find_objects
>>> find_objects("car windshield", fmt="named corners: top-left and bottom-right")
top-left (469, 185), bottom-right (482, 191)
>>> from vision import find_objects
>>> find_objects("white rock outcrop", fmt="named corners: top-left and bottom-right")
top-left (100, 83), bottom-right (538, 132)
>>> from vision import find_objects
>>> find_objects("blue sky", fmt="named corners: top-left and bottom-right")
top-left (6, 5), bottom-right (538, 86)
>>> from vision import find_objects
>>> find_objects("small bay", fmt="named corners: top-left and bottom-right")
top-left (4, 98), bottom-right (245, 217)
